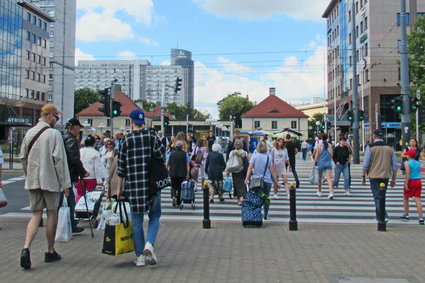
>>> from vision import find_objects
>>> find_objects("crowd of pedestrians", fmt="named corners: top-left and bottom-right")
top-left (16, 104), bottom-right (425, 270)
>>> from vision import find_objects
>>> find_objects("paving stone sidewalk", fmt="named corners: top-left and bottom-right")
top-left (0, 217), bottom-right (424, 283)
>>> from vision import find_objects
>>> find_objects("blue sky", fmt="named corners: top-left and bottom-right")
top-left (76, 0), bottom-right (330, 118)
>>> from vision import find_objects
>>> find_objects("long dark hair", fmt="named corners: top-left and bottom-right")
top-left (322, 134), bottom-right (329, 149)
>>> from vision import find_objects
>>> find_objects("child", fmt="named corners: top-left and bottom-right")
top-left (400, 149), bottom-right (424, 225)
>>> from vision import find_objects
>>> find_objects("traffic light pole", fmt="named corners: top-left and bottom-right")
top-left (161, 84), bottom-right (165, 133)
top-left (110, 82), bottom-right (115, 134)
top-left (400, 0), bottom-right (411, 146)
top-left (351, 0), bottom-right (360, 164)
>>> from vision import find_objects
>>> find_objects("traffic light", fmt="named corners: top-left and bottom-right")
top-left (327, 121), bottom-right (331, 129)
top-left (410, 97), bottom-right (419, 111)
top-left (175, 77), bottom-right (182, 92)
top-left (164, 116), bottom-right (170, 127)
top-left (98, 87), bottom-right (111, 117)
top-left (320, 122), bottom-right (325, 130)
top-left (347, 110), bottom-right (353, 122)
top-left (359, 110), bottom-right (365, 121)
top-left (112, 100), bottom-right (122, 117)
top-left (391, 96), bottom-right (402, 113)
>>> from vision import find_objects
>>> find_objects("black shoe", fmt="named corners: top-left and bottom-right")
top-left (210, 199), bottom-right (214, 203)
top-left (72, 226), bottom-right (85, 233)
top-left (219, 197), bottom-right (225, 202)
top-left (44, 250), bottom-right (61, 263)
top-left (296, 182), bottom-right (300, 188)
top-left (20, 248), bottom-right (31, 269)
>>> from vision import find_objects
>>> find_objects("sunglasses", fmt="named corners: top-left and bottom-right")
top-left (53, 114), bottom-right (60, 121)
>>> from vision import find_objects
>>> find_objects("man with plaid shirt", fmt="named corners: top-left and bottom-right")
top-left (117, 109), bottom-right (165, 267)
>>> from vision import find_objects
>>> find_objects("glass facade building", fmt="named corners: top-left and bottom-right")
top-left (0, 0), bottom-right (22, 101)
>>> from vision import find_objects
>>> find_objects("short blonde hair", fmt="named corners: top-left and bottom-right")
top-left (256, 141), bottom-right (268, 153)
top-left (234, 139), bottom-right (243, 150)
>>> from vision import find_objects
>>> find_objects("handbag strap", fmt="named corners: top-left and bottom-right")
top-left (27, 126), bottom-right (49, 156)
top-left (262, 156), bottom-right (269, 178)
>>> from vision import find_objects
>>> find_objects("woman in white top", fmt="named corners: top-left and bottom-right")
top-left (75, 135), bottom-right (107, 202)
top-left (271, 138), bottom-right (290, 199)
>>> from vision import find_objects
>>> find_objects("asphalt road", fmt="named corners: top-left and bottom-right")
top-left (1, 172), bottom-right (28, 215)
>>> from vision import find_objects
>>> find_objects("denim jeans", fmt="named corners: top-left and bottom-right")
top-left (369, 178), bottom-right (388, 220)
top-left (333, 164), bottom-right (350, 191)
top-left (132, 191), bottom-right (162, 257)
top-left (302, 149), bottom-right (307, 160)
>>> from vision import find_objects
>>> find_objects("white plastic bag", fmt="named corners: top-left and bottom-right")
top-left (0, 188), bottom-right (8, 208)
top-left (308, 166), bottom-right (319, 185)
top-left (55, 198), bottom-right (72, 242)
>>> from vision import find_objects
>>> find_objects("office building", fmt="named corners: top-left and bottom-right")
top-left (171, 48), bottom-right (194, 107)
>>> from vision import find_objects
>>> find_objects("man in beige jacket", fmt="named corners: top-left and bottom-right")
top-left (19, 104), bottom-right (71, 269)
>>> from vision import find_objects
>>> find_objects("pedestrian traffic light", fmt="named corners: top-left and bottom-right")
top-left (98, 87), bottom-right (111, 117)
top-left (410, 97), bottom-right (419, 111)
top-left (327, 121), bottom-right (331, 129)
top-left (164, 116), bottom-right (170, 127)
top-left (347, 110), bottom-right (353, 122)
top-left (175, 77), bottom-right (182, 92)
top-left (391, 96), bottom-right (402, 113)
top-left (320, 122), bottom-right (325, 130)
top-left (359, 110), bottom-right (365, 121)
top-left (112, 100), bottom-right (122, 117)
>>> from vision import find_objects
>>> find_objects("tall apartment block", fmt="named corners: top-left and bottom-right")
top-left (323, 0), bottom-right (424, 146)
top-left (75, 49), bottom-right (193, 107)
top-left (30, 0), bottom-right (76, 123)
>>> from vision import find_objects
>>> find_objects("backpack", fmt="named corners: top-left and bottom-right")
top-left (194, 147), bottom-right (203, 164)
top-left (226, 152), bottom-right (244, 173)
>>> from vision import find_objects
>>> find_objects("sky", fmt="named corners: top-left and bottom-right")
top-left (75, 0), bottom-right (330, 118)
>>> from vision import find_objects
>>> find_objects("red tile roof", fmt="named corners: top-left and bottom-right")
top-left (242, 95), bottom-right (309, 118)
top-left (145, 106), bottom-right (175, 120)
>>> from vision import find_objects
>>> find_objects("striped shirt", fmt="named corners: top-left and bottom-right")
top-left (117, 129), bottom-right (164, 213)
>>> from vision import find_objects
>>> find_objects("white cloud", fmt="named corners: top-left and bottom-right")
top-left (160, 60), bottom-right (171, 66)
top-left (138, 36), bottom-right (159, 46)
top-left (218, 57), bottom-right (254, 74)
top-left (117, 50), bottom-right (137, 60)
top-left (194, 45), bottom-right (327, 118)
top-left (77, 11), bottom-right (134, 41)
top-left (193, 0), bottom-right (329, 21)
top-left (77, 0), bottom-right (153, 24)
top-left (75, 48), bottom-right (96, 65)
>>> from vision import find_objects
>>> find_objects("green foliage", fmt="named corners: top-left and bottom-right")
top-left (218, 92), bottom-right (254, 128)
top-left (134, 99), bottom-right (157, 111)
top-left (167, 102), bottom-right (210, 120)
top-left (74, 88), bottom-right (101, 114)
top-left (308, 113), bottom-right (324, 139)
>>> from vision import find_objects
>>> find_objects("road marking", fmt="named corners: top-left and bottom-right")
top-left (3, 176), bottom-right (25, 185)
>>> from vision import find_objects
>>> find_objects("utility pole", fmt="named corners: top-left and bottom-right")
top-left (400, 0), bottom-right (411, 146)
top-left (352, 0), bottom-right (360, 164)
top-left (110, 81), bottom-right (115, 134)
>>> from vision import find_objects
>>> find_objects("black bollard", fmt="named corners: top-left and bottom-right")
top-left (203, 181), bottom-right (211, 229)
top-left (377, 182), bottom-right (386, 232)
top-left (289, 183), bottom-right (298, 231)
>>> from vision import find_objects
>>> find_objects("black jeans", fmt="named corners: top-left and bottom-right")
top-left (287, 159), bottom-right (299, 186)
top-left (171, 177), bottom-right (185, 205)
top-left (59, 186), bottom-right (77, 230)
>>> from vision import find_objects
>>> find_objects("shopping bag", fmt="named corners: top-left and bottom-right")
top-left (223, 176), bottom-right (233, 193)
top-left (0, 188), bottom-right (8, 208)
top-left (102, 201), bottom-right (134, 256)
top-left (55, 198), bottom-right (72, 242)
top-left (308, 166), bottom-right (319, 185)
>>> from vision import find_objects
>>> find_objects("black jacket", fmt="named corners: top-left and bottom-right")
top-left (168, 149), bottom-right (188, 178)
top-left (205, 152), bottom-right (226, 181)
top-left (333, 145), bottom-right (349, 165)
top-left (63, 131), bottom-right (87, 183)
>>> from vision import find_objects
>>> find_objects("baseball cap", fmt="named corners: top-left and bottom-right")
top-left (41, 104), bottom-right (63, 115)
top-left (66, 117), bottom-right (83, 127)
top-left (406, 149), bottom-right (418, 158)
top-left (130, 109), bottom-right (145, 125)
top-left (373, 129), bottom-right (384, 137)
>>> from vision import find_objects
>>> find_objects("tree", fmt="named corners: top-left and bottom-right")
top-left (308, 113), bottom-right (324, 139)
top-left (167, 102), bottom-right (210, 120)
top-left (134, 99), bottom-right (156, 111)
top-left (408, 16), bottom-right (425, 132)
top-left (74, 88), bottom-right (101, 114)
top-left (218, 92), bottom-right (254, 128)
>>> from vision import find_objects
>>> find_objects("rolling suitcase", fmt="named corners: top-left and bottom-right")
top-left (180, 180), bottom-right (195, 210)
top-left (241, 191), bottom-right (263, 227)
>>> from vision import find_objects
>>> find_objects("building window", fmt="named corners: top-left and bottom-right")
top-left (254, 121), bottom-right (260, 128)
top-left (27, 12), bottom-right (31, 22)
top-left (25, 88), bottom-right (29, 98)
top-left (88, 119), bottom-right (93, 126)
top-left (365, 69), bottom-right (370, 81)
top-left (43, 21), bottom-right (47, 30)
top-left (364, 17), bottom-right (368, 30)
top-left (272, 121), bottom-right (277, 129)
top-left (26, 50), bottom-right (30, 60)
top-left (49, 30), bottom-right (54, 37)
top-left (107, 119), bottom-right (111, 127)
top-left (32, 15), bottom-right (37, 25)
top-left (291, 121), bottom-right (297, 129)
top-left (126, 119), bottom-right (130, 126)
top-left (397, 13), bottom-right (410, 25)
top-left (32, 34), bottom-right (36, 43)
top-left (42, 39), bottom-right (47, 48)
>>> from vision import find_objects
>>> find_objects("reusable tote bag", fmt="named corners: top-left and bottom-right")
top-left (308, 166), bottom-right (319, 185)
top-left (55, 198), bottom-right (72, 242)
top-left (102, 200), bottom-right (134, 256)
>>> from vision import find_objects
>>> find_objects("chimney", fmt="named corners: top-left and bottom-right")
top-left (269, 87), bottom-right (276, 96)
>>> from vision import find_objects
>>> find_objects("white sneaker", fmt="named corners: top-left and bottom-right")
top-left (328, 193), bottom-right (334, 199)
top-left (134, 255), bottom-right (146, 267)
top-left (143, 242), bottom-right (157, 265)
top-left (316, 191), bottom-right (322, 197)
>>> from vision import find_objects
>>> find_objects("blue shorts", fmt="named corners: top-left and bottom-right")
top-left (318, 165), bottom-right (332, 172)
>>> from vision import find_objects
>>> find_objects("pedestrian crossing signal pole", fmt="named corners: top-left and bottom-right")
top-left (351, 0), bottom-right (360, 164)
top-left (378, 183), bottom-right (387, 232)
top-left (202, 181), bottom-right (211, 229)
top-left (400, 0), bottom-right (411, 146)
top-left (289, 183), bottom-right (297, 231)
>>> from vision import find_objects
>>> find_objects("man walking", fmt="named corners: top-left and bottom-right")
top-left (117, 109), bottom-right (165, 267)
top-left (285, 134), bottom-right (300, 188)
top-left (62, 117), bottom-right (88, 233)
top-left (362, 129), bottom-right (398, 221)
top-left (19, 104), bottom-right (71, 269)
top-left (301, 139), bottom-right (309, 161)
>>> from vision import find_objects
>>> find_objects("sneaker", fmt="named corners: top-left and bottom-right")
top-left (72, 226), bottom-right (85, 233)
top-left (20, 248), bottom-right (31, 269)
top-left (134, 255), bottom-right (146, 267)
top-left (400, 214), bottom-right (410, 221)
top-left (345, 190), bottom-right (351, 196)
top-left (44, 250), bottom-right (61, 263)
top-left (327, 193), bottom-right (334, 200)
top-left (419, 218), bottom-right (424, 225)
top-left (144, 242), bottom-right (157, 265)
top-left (316, 191), bottom-right (322, 197)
